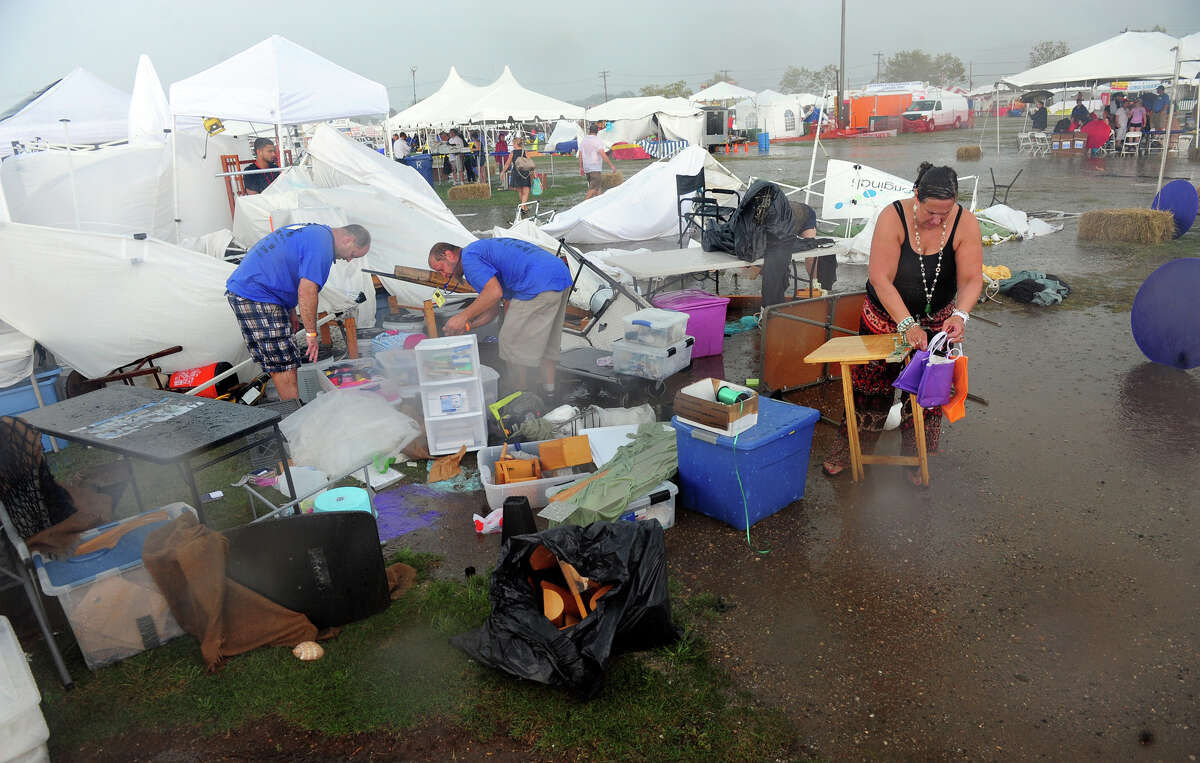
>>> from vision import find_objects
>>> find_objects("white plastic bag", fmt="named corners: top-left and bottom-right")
top-left (473, 507), bottom-right (503, 534)
top-left (595, 403), bottom-right (655, 427)
top-left (279, 390), bottom-right (420, 476)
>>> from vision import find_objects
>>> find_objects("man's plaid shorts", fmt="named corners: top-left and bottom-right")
top-left (226, 292), bottom-right (302, 374)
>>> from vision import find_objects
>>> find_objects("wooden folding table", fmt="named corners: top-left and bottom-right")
top-left (803, 334), bottom-right (930, 486)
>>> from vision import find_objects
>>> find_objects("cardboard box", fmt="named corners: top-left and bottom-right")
top-left (673, 378), bottom-right (759, 437)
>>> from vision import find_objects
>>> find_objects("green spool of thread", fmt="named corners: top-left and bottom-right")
top-left (716, 385), bottom-right (751, 405)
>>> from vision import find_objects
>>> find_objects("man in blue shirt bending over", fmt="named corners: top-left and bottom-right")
top-left (226, 223), bottom-right (371, 399)
top-left (428, 238), bottom-right (572, 394)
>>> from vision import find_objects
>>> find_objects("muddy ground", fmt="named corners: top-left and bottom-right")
top-left (391, 123), bottom-right (1200, 759)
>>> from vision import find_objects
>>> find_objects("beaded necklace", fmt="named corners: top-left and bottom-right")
top-left (910, 201), bottom-right (949, 316)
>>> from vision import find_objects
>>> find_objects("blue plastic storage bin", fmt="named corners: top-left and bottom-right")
top-left (403, 153), bottom-right (435, 188)
top-left (672, 397), bottom-right (820, 530)
top-left (0, 368), bottom-right (65, 452)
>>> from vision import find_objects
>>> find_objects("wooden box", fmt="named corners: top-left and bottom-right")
top-left (673, 378), bottom-right (759, 437)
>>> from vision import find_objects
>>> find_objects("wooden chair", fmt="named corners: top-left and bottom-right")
top-left (220, 154), bottom-right (249, 218)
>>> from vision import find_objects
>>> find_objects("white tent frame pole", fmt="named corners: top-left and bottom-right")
top-left (275, 124), bottom-right (283, 167)
top-left (804, 89), bottom-right (826, 206)
top-left (171, 116), bottom-right (181, 242)
top-left (1154, 46), bottom-right (1183, 199)
top-left (58, 119), bottom-right (81, 231)
top-left (995, 84), bottom-right (1000, 155)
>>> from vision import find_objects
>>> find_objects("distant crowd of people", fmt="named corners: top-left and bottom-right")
top-left (1025, 85), bottom-right (1173, 154)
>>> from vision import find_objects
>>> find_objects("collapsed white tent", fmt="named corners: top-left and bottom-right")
top-left (0, 68), bottom-right (131, 158)
top-left (689, 81), bottom-right (755, 104)
top-left (128, 55), bottom-right (170, 146)
top-left (461, 66), bottom-right (584, 123)
top-left (0, 222), bottom-right (247, 378)
top-left (544, 119), bottom-right (582, 151)
top-left (540, 146), bottom-right (742, 244)
top-left (388, 67), bottom-right (484, 130)
top-left (233, 124), bottom-right (475, 308)
top-left (169, 36), bottom-right (389, 124)
top-left (585, 96), bottom-right (704, 148)
top-left (1003, 31), bottom-right (1200, 89)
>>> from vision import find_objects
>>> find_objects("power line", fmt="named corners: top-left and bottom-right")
top-left (599, 69), bottom-right (610, 102)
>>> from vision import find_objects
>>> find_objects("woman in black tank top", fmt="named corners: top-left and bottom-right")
top-left (824, 164), bottom-right (984, 481)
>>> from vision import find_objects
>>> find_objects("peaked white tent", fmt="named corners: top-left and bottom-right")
top-left (689, 81), bottom-right (755, 105)
top-left (169, 36), bottom-right (389, 124)
top-left (540, 146), bottom-right (742, 244)
top-left (1003, 31), bottom-right (1200, 89)
top-left (0, 68), bottom-right (130, 158)
top-left (128, 55), bottom-right (170, 145)
top-left (733, 90), bottom-right (821, 137)
top-left (388, 66), bottom-right (484, 130)
top-left (461, 66), bottom-right (584, 123)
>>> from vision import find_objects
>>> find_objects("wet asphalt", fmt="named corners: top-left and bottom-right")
top-left (393, 121), bottom-right (1200, 759)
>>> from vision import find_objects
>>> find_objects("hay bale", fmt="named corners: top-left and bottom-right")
top-left (1077, 209), bottom-right (1175, 244)
top-left (600, 172), bottom-right (624, 190)
top-left (956, 145), bottom-right (983, 161)
top-left (447, 183), bottom-right (492, 201)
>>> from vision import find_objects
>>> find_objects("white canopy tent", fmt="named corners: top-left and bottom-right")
top-left (169, 36), bottom-right (389, 124)
top-left (168, 35), bottom-right (390, 241)
top-left (584, 96), bottom-right (704, 148)
top-left (689, 81), bottom-right (755, 105)
top-left (1003, 31), bottom-right (1200, 89)
top-left (544, 119), bottom-right (583, 151)
top-left (0, 68), bottom-right (130, 158)
top-left (388, 66), bottom-right (484, 130)
top-left (460, 66), bottom-right (584, 123)
top-left (733, 90), bottom-right (821, 137)
top-left (539, 146), bottom-right (742, 244)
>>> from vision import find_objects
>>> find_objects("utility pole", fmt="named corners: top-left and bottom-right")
top-left (873, 52), bottom-right (884, 82)
top-left (600, 69), bottom-right (610, 102)
top-left (410, 66), bottom-right (418, 105)
top-left (968, 61), bottom-right (973, 90)
top-left (720, 69), bottom-right (731, 82)
top-left (837, 0), bottom-right (846, 127)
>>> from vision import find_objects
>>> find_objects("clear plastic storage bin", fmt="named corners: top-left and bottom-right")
top-left (611, 336), bottom-right (695, 381)
top-left (415, 336), bottom-right (480, 384)
top-left (32, 503), bottom-right (194, 670)
top-left (544, 480), bottom-right (678, 529)
top-left (426, 416), bottom-right (487, 454)
top-left (477, 440), bottom-right (596, 510)
top-left (375, 347), bottom-right (419, 387)
top-left (622, 308), bottom-right (689, 347)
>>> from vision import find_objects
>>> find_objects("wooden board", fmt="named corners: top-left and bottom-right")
top-left (392, 265), bottom-right (477, 294)
top-left (804, 334), bottom-right (902, 365)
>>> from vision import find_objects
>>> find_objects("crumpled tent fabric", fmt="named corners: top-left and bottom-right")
top-left (0, 222), bottom-right (247, 378)
top-left (169, 35), bottom-right (389, 123)
top-left (234, 125), bottom-right (475, 307)
top-left (702, 180), bottom-right (795, 262)
top-left (142, 512), bottom-right (319, 671)
top-left (977, 204), bottom-right (1062, 239)
top-left (540, 146), bottom-right (742, 244)
top-left (0, 68), bottom-right (130, 158)
top-left (451, 520), bottom-right (678, 697)
top-left (998, 270), bottom-right (1071, 305)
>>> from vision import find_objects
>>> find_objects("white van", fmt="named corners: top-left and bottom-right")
top-left (901, 93), bottom-right (971, 132)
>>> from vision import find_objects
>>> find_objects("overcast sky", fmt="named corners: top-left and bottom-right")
top-left (2, 0), bottom-right (1198, 108)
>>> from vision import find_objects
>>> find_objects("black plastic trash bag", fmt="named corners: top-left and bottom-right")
top-left (451, 521), bottom-right (678, 697)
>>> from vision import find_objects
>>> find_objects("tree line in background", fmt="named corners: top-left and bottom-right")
top-left (628, 40), bottom-right (1078, 104)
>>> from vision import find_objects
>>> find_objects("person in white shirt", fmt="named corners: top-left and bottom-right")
top-left (448, 129), bottom-right (466, 185)
top-left (1113, 98), bottom-right (1130, 145)
top-left (392, 132), bottom-right (411, 160)
top-left (578, 123), bottom-right (617, 199)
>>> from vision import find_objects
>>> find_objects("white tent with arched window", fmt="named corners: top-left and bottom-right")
top-left (734, 90), bottom-right (821, 138)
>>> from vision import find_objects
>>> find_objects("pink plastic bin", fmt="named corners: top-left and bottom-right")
top-left (652, 290), bottom-right (730, 358)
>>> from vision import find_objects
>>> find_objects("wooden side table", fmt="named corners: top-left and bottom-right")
top-left (804, 334), bottom-right (930, 486)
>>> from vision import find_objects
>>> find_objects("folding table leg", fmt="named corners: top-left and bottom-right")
top-left (910, 394), bottom-right (930, 486)
top-left (178, 461), bottom-right (206, 524)
top-left (18, 559), bottom-right (73, 689)
top-left (276, 425), bottom-right (297, 517)
top-left (124, 454), bottom-right (144, 513)
top-left (839, 362), bottom-right (864, 482)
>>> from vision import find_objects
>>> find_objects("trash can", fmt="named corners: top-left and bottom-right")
top-left (403, 153), bottom-right (435, 188)
top-left (757, 132), bottom-right (770, 153)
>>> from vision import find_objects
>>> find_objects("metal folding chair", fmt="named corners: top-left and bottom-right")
top-left (988, 168), bottom-right (1022, 207)
top-left (676, 169), bottom-right (740, 247)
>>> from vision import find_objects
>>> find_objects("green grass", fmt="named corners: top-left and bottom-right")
top-left (35, 549), bottom-right (800, 761)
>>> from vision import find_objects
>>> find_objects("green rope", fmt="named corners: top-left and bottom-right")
top-left (731, 399), bottom-right (769, 555)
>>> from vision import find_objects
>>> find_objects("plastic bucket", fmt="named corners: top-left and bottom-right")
top-left (652, 289), bottom-right (730, 358)
top-left (757, 132), bottom-right (770, 153)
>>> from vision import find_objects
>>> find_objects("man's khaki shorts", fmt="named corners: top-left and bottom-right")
top-left (586, 171), bottom-right (603, 191)
top-left (499, 289), bottom-right (570, 368)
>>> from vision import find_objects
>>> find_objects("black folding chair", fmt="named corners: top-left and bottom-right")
top-left (988, 168), bottom-right (1022, 207)
top-left (676, 169), bottom-right (740, 247)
